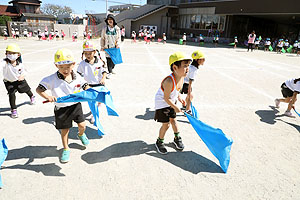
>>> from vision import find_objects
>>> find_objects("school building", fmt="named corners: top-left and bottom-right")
top-left (117, 0), bottom-right (300, 41)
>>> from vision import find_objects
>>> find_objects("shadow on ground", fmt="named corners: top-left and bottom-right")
top-left (81, 140), bottom-right (223, 174)
top-left (2, 146), bottom-right (64, 176)
top-left (0, 102), bottom-right (30, 116)
top-left (255, 106), bottom-right (285, 124)
top-left (135, 108), bottom-right (155, 120)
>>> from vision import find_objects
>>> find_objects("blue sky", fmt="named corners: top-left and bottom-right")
top-left (0, 0), bottom-right (147, 14)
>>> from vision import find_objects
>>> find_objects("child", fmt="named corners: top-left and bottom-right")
top-left (36, 48), bottom-right (90, 163)
top-left (11, 28), bottom-right (15, 39)
top-left (276, 39), bottom-right (284, 53)
top-left (199, 34), bottom-right (204, 46)
top-left (50, 29), bottom-right (55, 39)
top-left (234, 36), bottom-right (238, 48)
top-left (73, 31), bottom-right (78, 42)
top-left (254, 38), bottom-right (260, 50)
top-left (83, 30), bottom-right (87, 40)
top-left (44, 29), bottom-right (49, 40)
top-left (146, 31), bottom-right (151, 44)
top-left (293, 40), bottom-right (298, 53)
top-left (163, 32), bottom-right (167, 44)
top-left (37, 29), bottom-right (42, 40)
top-left (131, 31), bottom-right (136, 43)
top-left (88, 30), bottom-right (92, 40)
top-left (213, 35), bottom-right (219, 47)
top-left (264, 38), bottom-right (271, 51)
top-left (297, 42), bottom-right (300, 56)
top-left (55, 30), bottom-right (59, 40)
top-left (152, 31), bottom-right (156, 42)
top-left (180, 50), bottom-right (205, 114)
top-left (3, 29), bottom-right (8, 40)
top-left (275, 78), bottom-right (300, 118)
top-left (23, 29), bottom-right (28, 38)
top-left (15, 28), bottom-right (19, 39)
top-left (77, 41), bottom-right (108, 123)
top-left (0, 44), bottom-right (35, 118)
top-left (182, 33), bottom-right (187, 45)
top-left (60, 30), bottom-right (65, 40)
top-left (284, 39), bottom-right (289, 50)
top-left (154, 52), bottom-right (192, 154)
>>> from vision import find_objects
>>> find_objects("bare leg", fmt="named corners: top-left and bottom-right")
top-left (60, 129), bottom-right (70, 149)
top-left (158, 122), bottom-right (170, 139)
top-left (77, 121), bottom-right (86, 136)
top-left (170, 118), bottom-right (179, 133)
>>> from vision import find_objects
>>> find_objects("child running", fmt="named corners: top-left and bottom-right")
top-left (36, 48), bottom-right (90, 163)
top-left (275, 78), bottom-right (300, 118)
top-left (234, 36), bottom-right (238, 48)
top-left (0, 44), bottom-right (35, 118)
top-left (154, 52), bottom-right (192, 154)
top-left (77, 41), bottom-right (108, 123)
top-left (180, 50), bottom-right (205, 114)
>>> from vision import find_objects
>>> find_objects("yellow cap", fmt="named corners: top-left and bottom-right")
top-left (191, 50), bottom-right (205, 60)
top-left (54, 48), bottom-right (74, 65)
top-left (6, 43), bottom-right (21, 53)
top-left (169, 52), bottom-right (192, 66)
top-left (83, 41), bottom-right (96, 51)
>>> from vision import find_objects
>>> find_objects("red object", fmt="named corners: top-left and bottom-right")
top-left (157, 38), bottom-right (162, 42)
top-left (144, 36), bottom-right (147, 41)
top-left (87, 35), bottom-right (91, 40)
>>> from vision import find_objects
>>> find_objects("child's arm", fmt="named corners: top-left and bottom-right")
top-left (188, 79), bottom-right (193, 95)
top-left (162, 78), bottom-right (181, 113)
top-left (178, 94), bottom-right (185, 107)
top-left (100, 72), bottom-right (107, 85)
top-left (36, 87), bottom-right (56, 102)
top-left (287, 92), bottom-right (298, 111)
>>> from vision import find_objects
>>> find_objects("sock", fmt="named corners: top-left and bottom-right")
top-left (63, 148), bottom-right (70, 151)
top-left (157, 137), bottom-right (164, 143)
top-left (174, 132), bottom-right (180, 138)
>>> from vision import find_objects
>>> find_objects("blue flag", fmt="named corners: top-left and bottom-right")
top-left (0, 138), bottom-right (8, 188)
top-left (56, 86), bottom-right (119, 136)
top-left (293, 108), bottom-right (300, 117)
top-left (104, 48), bottom-right (123, 64)
top-left (185, 107), bottom-right (233, 173)
top-left (190, 102), bottom-right (200, 120)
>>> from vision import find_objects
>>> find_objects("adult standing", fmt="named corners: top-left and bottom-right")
top-left (100, 14), bottom-right (121, 78)
top-left (247, 30), bottom-right (256, 52)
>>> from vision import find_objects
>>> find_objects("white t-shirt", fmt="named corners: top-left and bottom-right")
top-left (45, 31), bottom-right (48, 36)
top-left (163, 35), bottom-right (166, 40)
top-left (285, 78), bottom-right (300, 93)
top-left (293, 43), bottom-right (298, 48)
top-left (284, 42), bottom-right (289, 47)
top-left (184, 64), bottom-right (198, 84)
top-left (183, 35), bottom-right (186, 41)
top-left (298, 43), bottom-right (300, 48)
top-left (234, 39), bottom-right (238, 43)
top-left (0, 60), bottom-right (27, 82)
top-left (265, 41), bottom-right (271, 45)
top-left (39, 71), bottom-right (88, 107)
top-left (77, 57), bottom-right (107, 84)
top-left (255, 40), bottom-right (260, 45)
top-left (277, 41), bottom-right (283, 47)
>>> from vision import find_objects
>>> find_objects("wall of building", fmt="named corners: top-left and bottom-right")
top-left (54, 24), bottom-right (85, 38)
top-left (131, 7), bottom-right (170, 37)
top-left (117, 19), bottom-right (132, 38)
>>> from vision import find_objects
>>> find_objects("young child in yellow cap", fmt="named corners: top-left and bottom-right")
top-left (36, 48), bottom-right (90, 163)
top-left (180, 50), bottom-right (205, 114)
top-left (154, 52), bottom-right (192, 154)
top-left (0, 43), bottom-right (35, 118)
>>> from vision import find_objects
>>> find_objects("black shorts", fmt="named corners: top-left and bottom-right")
top-left (4, 80), bottom-right (31, 94)
top-left (45, 35), bottom-right (48, 38)
top-left (24, 35), bottom-right (27, 37)
top-left (200, 40), bottom-right (204, 43)
top-left (56, 35), bottom-right (59, 38)
top-left (54, 103), bottom-right (85, 129)
top-left (38, 35), bottom-right (42, 38)
top-left (74, 36), bottom-right (77, 39)
top-left (147, 37), bottom-right (151, 41)
top-left (154, 107), bottom-right (176, 123)
top-left (235, 42), bottom-right (238, 45)
top-left (265, 45), bottom-right (270, 48)
top-left (180, 83), bottom-right (189, 94)
top-left (281, 83), bottom-right (294, 98)
top-left (16, 35), bottom-right (19, 38)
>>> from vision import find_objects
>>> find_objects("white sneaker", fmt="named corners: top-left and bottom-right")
top-left (111, 69), bottom-right (116, 74)
top-left (275, 99), bottom-right (280, 108)
top-left (284, 110), bottom-right (295, 118)
top-left (106, 73), bottom-right (111, 79)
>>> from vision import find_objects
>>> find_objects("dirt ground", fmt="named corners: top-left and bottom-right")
top-left (0, 37), bottom-right (300, 200)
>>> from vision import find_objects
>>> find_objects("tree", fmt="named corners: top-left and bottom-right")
top-left (41, 4), bottom-right (73, 17)
top-left (0, 16), bottom-right (12, 25)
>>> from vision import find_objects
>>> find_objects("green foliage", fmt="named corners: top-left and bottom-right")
top-left (0, 16), bottom-right (12, 25)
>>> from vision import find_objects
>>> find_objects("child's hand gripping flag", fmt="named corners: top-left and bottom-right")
top-left (56, 86), bottom-right (119, 136)
top-left (0, 138), bottom-right (8, 188)
top-left (185, 104), bottom-right (233, 173)
top-left (293, 106), bottom-right (300, 117)
top-left (104, 48), bottom-right (123, 65)
top-left (287, 45), bottom-right (293, 53)
top-left (269, 45), bottom-right (273, 51)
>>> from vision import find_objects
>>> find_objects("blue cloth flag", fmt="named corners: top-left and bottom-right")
top-left (56, 86), bottom-right (119, 136)
top-left (293, 108), bottom-right (300, 117)
top-left (104, 48), bottom-right (123, 64)
top-left (0, 138), bottom-right (8, 188)
top-left (190, 102), bottom-right (200, 120)
top-left (185, 106), bottom-right (233, 173)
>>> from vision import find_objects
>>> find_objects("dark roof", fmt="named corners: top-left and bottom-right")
top-left (115, 4), bottom-right (165, 22)
top-left (0, 5), bottom-right (19, 16)
top-left (9, 0), bottom-right (41, 4)
top-left (22, 13), bottom-right (55, 19)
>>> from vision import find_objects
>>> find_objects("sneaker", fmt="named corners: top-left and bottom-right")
top-left (60, 149), bottom-right (70, 163)
top-left (275, 99), bottom-right (280, 108)
top-left (11, 109), bottom-right (18, 118)
top-left (186, 110), bottom-right (192, 115)
top-left (284, 110), bottom-right (295, 118)
top-left (111, 69), bottom-right (116, 74)
top-left (155, 139), bottom-right (167, 154)
top-left (173, 137), bottom-right (184, 150)
top-left (30, 96), bottom-right (36, 105)
top-left (106, 73), bottom-right (111, 79)
top-left (77, 133), bottom-right (90, 146)
top-left (181, 105), bottom-right (186, 111)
